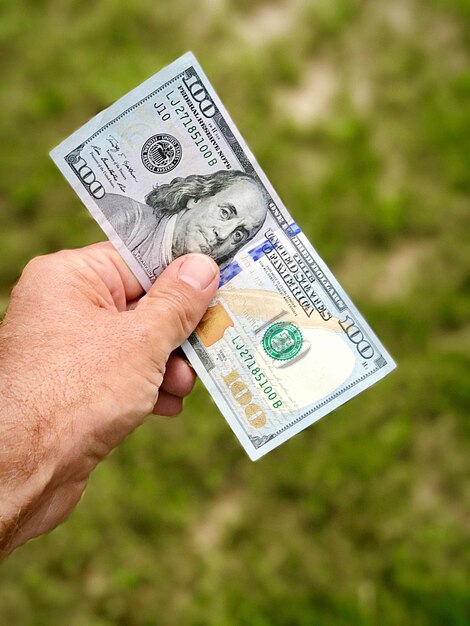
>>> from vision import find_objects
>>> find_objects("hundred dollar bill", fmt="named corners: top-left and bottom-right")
top-left (50, 52), bottom-right (396, 460)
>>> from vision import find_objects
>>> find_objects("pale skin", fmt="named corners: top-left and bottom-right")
top-left (0, 242), bottom-right (219, 559)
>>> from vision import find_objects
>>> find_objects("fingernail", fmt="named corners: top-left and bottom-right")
top-left (179, 254), bottom-right (217, 290)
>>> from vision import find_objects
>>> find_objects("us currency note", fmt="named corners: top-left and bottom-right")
top-left (50, 52), bottom-right (396, 460)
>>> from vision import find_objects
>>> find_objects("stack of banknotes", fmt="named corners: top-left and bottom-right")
top-left (50, 52), bottom-right (396, 460)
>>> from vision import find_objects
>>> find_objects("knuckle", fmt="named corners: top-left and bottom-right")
top-left (10, 255), bottom-right (54, 304)
top-left (22, 254), bottom-right (50, 277)
top-left (21, 251), bottom-right (72, 281)
top-left (13, 252), bottom-right (76, 304)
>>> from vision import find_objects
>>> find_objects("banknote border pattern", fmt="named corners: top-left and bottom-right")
top-left (62, 64), bottom-right (392, 453)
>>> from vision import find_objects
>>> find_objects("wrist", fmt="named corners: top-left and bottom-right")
top-left (0, 340), bottom-right (59, 555)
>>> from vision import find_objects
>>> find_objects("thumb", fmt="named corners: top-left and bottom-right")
top-left (135, 253), bottom-right (219, 357)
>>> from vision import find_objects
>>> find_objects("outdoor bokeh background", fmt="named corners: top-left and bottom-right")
top-left (0, 0), bottom-right (469, 624)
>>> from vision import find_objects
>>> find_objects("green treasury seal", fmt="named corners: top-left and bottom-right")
top-left (263, 322), bottom-right (303, 361)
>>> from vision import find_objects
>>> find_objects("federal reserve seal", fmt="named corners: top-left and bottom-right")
top-left (141, 134), bottom-right (182, 174)
top-left (263, 322), bottom-right (303, 361)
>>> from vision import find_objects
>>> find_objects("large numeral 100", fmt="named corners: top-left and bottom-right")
top-left (183, 74), bottom-right (216, 118)
top-left (339, 315), bottom-right (375, 359)
top-left (222, 370), bottom-right (266, 428)
top-left (70, 155), bottom-right (105, 199)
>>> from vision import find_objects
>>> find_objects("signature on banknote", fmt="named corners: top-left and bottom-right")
top-left (51, 52), bottom-right (396, 460)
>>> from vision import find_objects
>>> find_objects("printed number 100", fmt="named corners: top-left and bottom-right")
top-left (222, 370), bottom-right (266, 428)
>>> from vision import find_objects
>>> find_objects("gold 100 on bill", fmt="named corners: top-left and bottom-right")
top-left (50, 52), bottom-right (396, 460)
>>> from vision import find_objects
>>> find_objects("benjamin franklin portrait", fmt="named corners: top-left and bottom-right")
top-left (97, 170), bottom-right (268, 278)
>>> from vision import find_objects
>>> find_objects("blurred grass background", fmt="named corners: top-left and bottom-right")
top-left (0, 0), bottom-right (469, 624)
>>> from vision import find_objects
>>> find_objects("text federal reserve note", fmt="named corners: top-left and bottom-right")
top-left (50, 52), bottom-right (396, 460)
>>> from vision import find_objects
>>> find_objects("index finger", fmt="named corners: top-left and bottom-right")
top-left (75, 241), bottom-right (145, 309)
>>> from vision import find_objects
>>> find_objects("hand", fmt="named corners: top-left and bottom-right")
top-left (0, 242), bottom-right (219, 558)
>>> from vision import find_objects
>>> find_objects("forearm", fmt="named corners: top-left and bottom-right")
top-left (0, 321), bottom-right (70, 558)
top-left (0, 390), bottom-right (87, 559)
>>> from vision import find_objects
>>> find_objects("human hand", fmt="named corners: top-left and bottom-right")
top-left (0, 242), bottom-right (219, 558)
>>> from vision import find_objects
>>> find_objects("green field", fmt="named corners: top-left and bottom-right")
top-left (0, 0), bottom-right (469, 624)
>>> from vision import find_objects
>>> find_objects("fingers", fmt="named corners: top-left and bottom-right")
top-left (11, 242), bottom-right (144, 314)
top-left (153, 352), bottom-right (196, 416)
top-left (76, 242), bottom-right (144, 307)
top-left (152, 390), bottom-right (183, 416)
top-left (135, 254), bottom-right (219, 359)
top-left (160, 351), bottom-right (196, 397)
